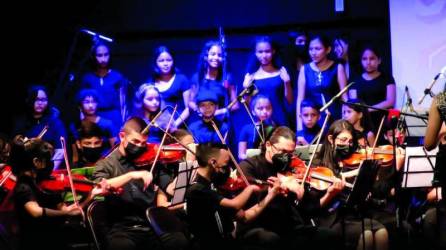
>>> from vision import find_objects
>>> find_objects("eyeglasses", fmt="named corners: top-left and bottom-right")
top-left (271, 143), bottom-right (294, 155)
top-left (335, 136), bottom-right (353, 145)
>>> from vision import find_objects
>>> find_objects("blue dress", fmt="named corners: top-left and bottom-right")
top-left (80, 70), bottom-right (127, 129)
top-left (304, 63), bottom-right (341, 120)
top-left (155, 74), bottom-right (190, 113)
top-left (253, 75), bottom-right (289, 126)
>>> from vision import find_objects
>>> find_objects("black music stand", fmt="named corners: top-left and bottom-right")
top-left (170, 161), bottom-right (199, 206)
top-left (336, 159), bottom-right (380, 250)
top-left (401, 146), bottom-right (437, 189)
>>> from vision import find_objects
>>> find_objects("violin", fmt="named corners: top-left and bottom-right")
top-left (0, 165), bottom-right (16, 192)
top-left (292, 164), bottom-right (353, 191)
top-left (39, 170), bottom-right (97, 193)
top-left (220, 170), bottom-right (270, 192)
top-left (133, 143), bottom-right (186, 167)
top-left (342, 145), bottom-right (394, 168)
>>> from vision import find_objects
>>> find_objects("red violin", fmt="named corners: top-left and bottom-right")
top-left (133, 143), bottom-right (186, 167)
top-left (0, 165), bottom-right (16, 192)
top-left (39, 170), bottom-right (97, 193)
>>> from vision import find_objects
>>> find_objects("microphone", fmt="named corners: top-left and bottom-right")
top-left (80, 29), bottom-right (114, 43)
top-left (405, 86), bottom-right (415, 112)
top-left (320, 82), bottom-right (354, 113)
top-left (418, 67), bottom-right (446, 105)
top-left (226, 81), bottom-right (258, 110)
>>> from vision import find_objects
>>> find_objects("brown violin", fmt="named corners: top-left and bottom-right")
top-left (292, 165), bottom-right (353, 190)
top-left (342, 145), bottom-right (394, 168)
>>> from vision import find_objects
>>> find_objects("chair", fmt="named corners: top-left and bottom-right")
top-left (86, 200), bottom-right (109, 250)
top-left (146, 206), bottom-right (188, 236)
top-left (146, 206), bottom-right (192, 250)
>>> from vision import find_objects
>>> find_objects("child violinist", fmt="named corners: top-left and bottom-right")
top-left (132, 84), bottom-right (172, 143)
top-left (311, 119), bottom-right (389, 250)
top-left (238, 94), bottom-right (275, 160)
top-left (10, 135), bottom-right (104, 250)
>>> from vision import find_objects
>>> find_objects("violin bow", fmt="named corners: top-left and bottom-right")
top-left (141, 106), bottom-right (170, 135)
top-left (37, 125), bottom-right (49, 139)
top-left (60, 136), bottom-right (86, 222)
top-left (151, 124), bottom-right (197, 157)
top-left (149, 105), bottom-right (177, 174)
top-left (371, 116), bottom-right (386, 154)
top-left (210, 119), bottom-right (250, 186)
top-left (299, 113), bottom-right (331, 188)
top-left (164, 104), bottom-right (199, 144)
top-left (240, 96), bottom-right (265, 144)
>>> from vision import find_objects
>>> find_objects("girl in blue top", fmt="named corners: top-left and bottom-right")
top-left (243, 36), bottom-right (293, 127)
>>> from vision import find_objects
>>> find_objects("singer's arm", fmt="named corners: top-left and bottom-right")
top-left (424, 96), bottom-right (442, 150)
top-left (280, 67), bottom-right (293, 104)
top-left (174, 88), bottom-right (192, 128)
top-left (337, 64), bottom-right (348, 101)
top-left (296, 65), bottom-right (306, 131)
top-left (369, 84), bottom-right (396, 112)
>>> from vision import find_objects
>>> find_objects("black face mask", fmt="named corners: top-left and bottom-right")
top-left (272, 153), bottom-right (291, 172)
top-left (211, 165), bottom-right (230, 186)
top-left (334, 144), bottom-right (352, 160)
top-left (125, 142), bottom-right (146, 159)
top-left (81, 146), bottom-right (103, 163)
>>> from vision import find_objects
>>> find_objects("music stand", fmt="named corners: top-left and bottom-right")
top-left (402, 146), bottom-right (438, 188)
top-left (345, 159), bottom-right (381, 209)
top-left (294, 144), bottom-right (321, 162)
top-left (336, 159), bottom-right (380, 250)
top-left (170, 161), bottom-right (199, 206)
top-left (404, 112), bottom-right (428, 146)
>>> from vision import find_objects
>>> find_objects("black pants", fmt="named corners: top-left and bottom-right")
top-left (106, 224), bottom-right (189, 250)
top-left (240, 226), bottom-right (342, 250)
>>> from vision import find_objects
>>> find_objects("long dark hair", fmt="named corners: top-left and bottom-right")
top-left (246, 36), bottom-right (282, 74)
top-left (25, 85), bottom-right (51, 117)
top-left (317, 119), bottom-right (357, 171)
top-left (9, 135), bottom-right (54, 175)
top-left (90, 41), bottom-right (113, 69)
top-left (343, 98), bottom-right (374, 133)
top-left (197, 40), bottom-right (223, 82)
top-left (151, 45), bottom-right (177, 81)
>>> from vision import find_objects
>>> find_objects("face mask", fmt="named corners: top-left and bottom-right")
top-left (211, 164), bottom-right (230, 186)
top-left (334, 144), bottom-right (352, 159)
top-left (81, 146), bottom-right (103, 163)
top-left (125, 142), bottom-right (146, 159)
top-left (272, 153), bottom-right (291, 172)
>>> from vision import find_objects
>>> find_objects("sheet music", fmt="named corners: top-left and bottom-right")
top-left (170, 161), bottom-right (199, 206)
top-left (402, 146), bottom-right (438, 188)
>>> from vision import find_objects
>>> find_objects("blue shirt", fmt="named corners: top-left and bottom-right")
top-left (189, 119), bottom-right (229, 144)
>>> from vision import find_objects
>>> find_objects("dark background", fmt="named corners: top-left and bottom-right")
top-left (1, 0), bottom-right (391, 136)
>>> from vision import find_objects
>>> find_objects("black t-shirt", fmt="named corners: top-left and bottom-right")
top-left (351, 73), bottom-right (395, 106)
top-left (13, 175), bottom-right (65, 250)
top-left (185, 174), bottom-right (236, 243)
top-left (93, 149), bottom-right (156, 226)
top-left (238, 155), bottom-right (304, 235)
